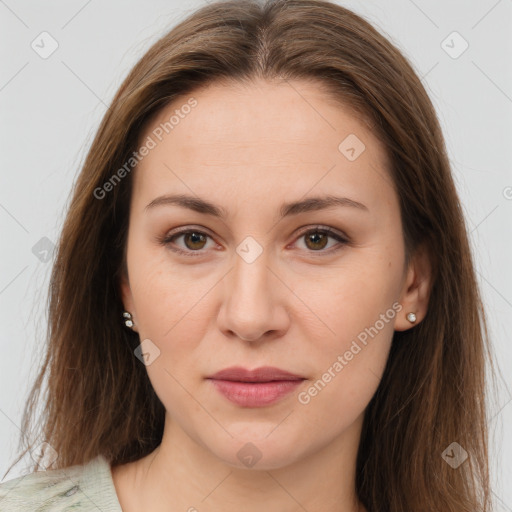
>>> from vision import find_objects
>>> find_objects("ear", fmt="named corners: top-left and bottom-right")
top-left (394, 242), bottom-right (433, 331)
top-left (119, 268), bottom-right (139, 333)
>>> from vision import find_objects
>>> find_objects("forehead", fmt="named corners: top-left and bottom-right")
top-left (133, 78), bottom-right (394, 211)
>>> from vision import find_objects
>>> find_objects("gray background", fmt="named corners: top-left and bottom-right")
top-left (1, 0), bottom-right (511, 508)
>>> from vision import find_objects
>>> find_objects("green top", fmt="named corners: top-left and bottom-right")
top-left (0, 454), bottom-right (123, 511)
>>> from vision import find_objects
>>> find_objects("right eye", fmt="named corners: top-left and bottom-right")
top-left (159, 228), bottom-right (216, 257)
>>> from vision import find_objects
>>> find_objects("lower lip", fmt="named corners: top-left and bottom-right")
top-left (208, 379), bottom-right (304, 407)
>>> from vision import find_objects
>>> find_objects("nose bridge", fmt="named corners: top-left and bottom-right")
top-left (230, 243), bottom-right (273, 313)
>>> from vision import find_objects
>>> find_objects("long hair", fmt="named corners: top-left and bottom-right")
top-left (6, 1), bottom-right (497, 510)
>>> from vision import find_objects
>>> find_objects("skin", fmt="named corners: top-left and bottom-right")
top-left (112, 77), bottom-right (432, 512)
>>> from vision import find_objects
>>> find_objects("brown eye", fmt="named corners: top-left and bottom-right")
top-left (304, 231), bottom-right (329, 250)
top-left (182, 231), bottom-right (208, 250)
top-left (161, 229), bottom-right (214, 256)
top-left (294, 227), bottom-right (348, 254)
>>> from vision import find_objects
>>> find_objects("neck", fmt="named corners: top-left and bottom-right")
top-left (112, 411), bottom-right (366, 512)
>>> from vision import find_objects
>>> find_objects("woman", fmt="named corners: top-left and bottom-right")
top-left (0, 0), bottom-right (496, 510)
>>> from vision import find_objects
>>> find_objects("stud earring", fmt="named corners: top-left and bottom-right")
top-left (123, 311), bottom-right (134, 329)
top-left (406, 312), bottom-right (417, 323)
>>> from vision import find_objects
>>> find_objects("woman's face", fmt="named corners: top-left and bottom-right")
top-left (120, 78), bottom-right (425, 470)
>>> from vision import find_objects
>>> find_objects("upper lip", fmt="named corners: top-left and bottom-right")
top-left (207, 366), bottom-right (305, 382)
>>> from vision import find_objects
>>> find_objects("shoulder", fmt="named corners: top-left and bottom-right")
top-left (0, 454), bottom-right (122, 511)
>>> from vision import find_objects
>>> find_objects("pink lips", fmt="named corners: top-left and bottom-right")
top-left (206, 366), bottom-right (305, 407)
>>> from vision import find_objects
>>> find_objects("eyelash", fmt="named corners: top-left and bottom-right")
top-left (158, 225), bottom-right (349, 258)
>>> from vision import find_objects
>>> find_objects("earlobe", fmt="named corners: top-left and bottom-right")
top-left (394, 243), bottom-right (433, 332)
top-left (119, 270), bottom-right (139, 333)
top-left (119, 269), bottom-right (132, 310)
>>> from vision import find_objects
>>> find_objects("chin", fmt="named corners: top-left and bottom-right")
top-left (205, 428), bottom-right (307, 471)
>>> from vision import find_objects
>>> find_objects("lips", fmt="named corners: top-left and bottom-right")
top-left (206, 366), bottom-right (305, 407)
top-left (207, 366), bottom-right (305, 383)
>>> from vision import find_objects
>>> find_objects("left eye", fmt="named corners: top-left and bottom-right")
top-left (160, 226), bottom-right (348, 257)
top-left (294, 227), bottom-right (348, 253)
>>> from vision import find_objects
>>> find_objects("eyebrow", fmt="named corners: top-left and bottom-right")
top-left (144, 193), bottom-right (369, 219)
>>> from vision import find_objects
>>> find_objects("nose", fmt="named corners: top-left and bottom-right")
top-left (217, 248), bottom-right (289, 342)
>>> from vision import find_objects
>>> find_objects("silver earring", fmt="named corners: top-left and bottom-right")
top-left (123, 311), bottom-right (134, 329)
top-left (406, 312), bottom-right (417, 323)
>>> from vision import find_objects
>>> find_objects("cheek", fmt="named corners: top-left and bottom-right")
top-left (128, 256), bottom-right (218, 389)
top-left (297, 320), bottom-right (394, 435)
top-left (290, 251), bottom-right (403, 342)
top-left (291, 251), bottom-right (400, 416)
top-left (127, 238), bottom-right (205, 333)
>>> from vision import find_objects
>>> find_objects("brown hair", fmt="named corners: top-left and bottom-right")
top-left (6, 1), bottom-right (497, 510)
